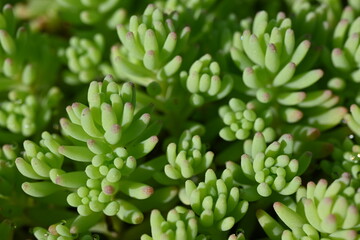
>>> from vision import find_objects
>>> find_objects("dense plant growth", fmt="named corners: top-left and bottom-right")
top-left (1, 0), bottom-right (360, 239)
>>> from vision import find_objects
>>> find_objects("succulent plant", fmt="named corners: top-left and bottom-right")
top-left (14, 77), bottom-right (160, 228)
top-left (2, 0), bottom-right (360, 239)
top-left (163, 130), bottom-right (214, 180)
top-left (55, 0), bottom-right (128, 27)
top-left (180, 169), bottom-right (249, 234)
top-left (33, 214), bottom-right (102, 240)
top-left (111, 4), bottom-right (190, 86)
top-left (218, 98), bottom-right (276, 142)
top-left (180, 54), bottom-right (233, 107)
top-left (230, 10), bottom-right (347, 128)
top-left (59, 34), bottom-right (107, 84)
top-left (345, 104), bottom-right (360, 137)
top-left (257, 173), bottom-right (360, 240)
top-left (321, 134), bottom-right (360, 186)
top-left (227, 133), bottom-right (311, 200)
top-left (141, 206), bottom-right (201, 240)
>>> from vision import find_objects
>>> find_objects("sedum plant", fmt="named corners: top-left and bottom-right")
top-left (59, 33), bottom-right (107, 85)
top-left (60, 78), bottom-right (158, 223)
top-left (32, 215), bottom-right (102, 240)
top-left (2, 0), bottom-right (360, 240)
top-left (0, 4), bottom-right (62, 139)
top-left (226, 133), bottom-right (311, 200)
top-left (284, 0), bottom-right (342, 44)
top-left (321, 5), bottom-right (360, 105)
top-left (230, 10), bottom-right (346, 127)
top-left (13, 77), bottom-right (161, 237)
top-left (141, 206), bottom-right (200, 240)
top-left (345, 104), bottom-right (360, 137)
top-left (257, 173), bottom-right (360, 240)
top-left (321, 133), bottom-right (360, 186)
top-left (163, 130), bottom-right (214, 180)
top-left (180, 169), bottom-right (249, 236)
top-left (218, 98), bottom-right (276, 142)
top-left (111, 4), bottom-right (190, 86)
top-left (55, 0), bottom-right (128, 28)
top-left (180, 54), bottom-right (233, 107)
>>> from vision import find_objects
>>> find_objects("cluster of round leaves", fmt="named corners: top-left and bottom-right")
top-left (141, 206), bottom-right (199, 240)
top-left (15, 132), bottom-right (67, 197)
top-left (230, 10), bottom-right (347, 128)
top-left (163, 130), bottom-right (214, 180)
top-left (257, 173), bottom-right (360, 240)
top-left (142, 206), bottom-right (246, 240)
top-left (319, 5), bottom-right (360, 105)
top-left (0, 87), bottom-right (62, 137)
top-left (14, 77), bottom-right (161, 236)
top-left (322, 134), bottom-right (360, 184)
top-left (231, 11), bottom-right (324, 107)
top-left (56, 0), bottom-right (127, 27)
top-left (112, 4), bottom-right (190, 86)
top-left (227, 133), bottom-right (312, 200)
top-left (180, 169), bottom-right (249, 232)
top-left (59, 34), bottom-right (107, 84)
top-left (219, 98), bottom-right (276, 142)
top-left (33, 214), bottom-right (102, 240)
top-left (60, 78), bottom-right (159, 223)
top-left (0, 4), bottom-right (62, 138)
top-left (180, 54), bottom-right (233, 106)
top-left (5, 1), bottom-right (360, 240)
top-left (330, 9), bottom-right (360, 79)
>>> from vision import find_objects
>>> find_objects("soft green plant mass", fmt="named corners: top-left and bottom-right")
top-left (1, 0), bottom-right (360, 239)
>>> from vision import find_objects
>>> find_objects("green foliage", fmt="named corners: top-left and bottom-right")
top-left (0, 4), bottom-right (62, 138)
top-left (59, 34), bottom-right (107, 84)
top-left (321, 134), bottom-right (360, 185)
top-left (1, 0), bottom-right (360, 240)
top-left (180, 54), bottom-right (233, 106)
top-left (164, 130), bottom-right (214, 180)
top-left (112, 4), bottom-right (189, 86)
top-left (219, 98), bottom-right (275, 142)
top-left (257, 173), bottom-right (360, 240)
top-left (180, 169), bottom-right (249, 234)
top-left (56, 0), bottom-right (128, 27)
top-left (33, 215), bottom-right (101, 240)
top-left (227, 133), bottom-right (311, 200)
top-left (141, 207), bottom-right (201, 240)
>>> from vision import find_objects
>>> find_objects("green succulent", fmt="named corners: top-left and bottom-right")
top-left (180, 54), bottom-right (233, 107)
top-left (218, 98), bottom-right (276, 142)
top-left (33, 215), bottom-right (102, 240)
top-left (321, 135), bottom-right (360, 186)
top-left (0, 5), bottom-right (62, 138)
top-left (2, 0), bottom-right (360, 239)
top-left (59, 34), bottom-right (108, 84)
top-left (163, 130), bottom-right (214, 180)
top-left (345, 104), bottom-right (360, 137)
top-left (285, 0), bottom-right (342, 44)
top-left (230, 11), bottom-right (346, 127)
top-left (322, 6), bottom-right (360, 104)
top-left (0, 88), bottom-right (62, 138)
top-left (14, 77), bottom-right (160, 225)
top-left (257, 173), bottom-right (360, 240)
top-left (14, 132), bottom-right (66, 195)
top-left (56, 0), bottom-right (128, 27)
top-left (141, 206), bottom-right (202, 240)
top-left (180, 169), bottom-right (249, 234)
top-left (111, 4), bottom-right (190, 87)
top-left (227, 133), bottom-right (311, 200)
